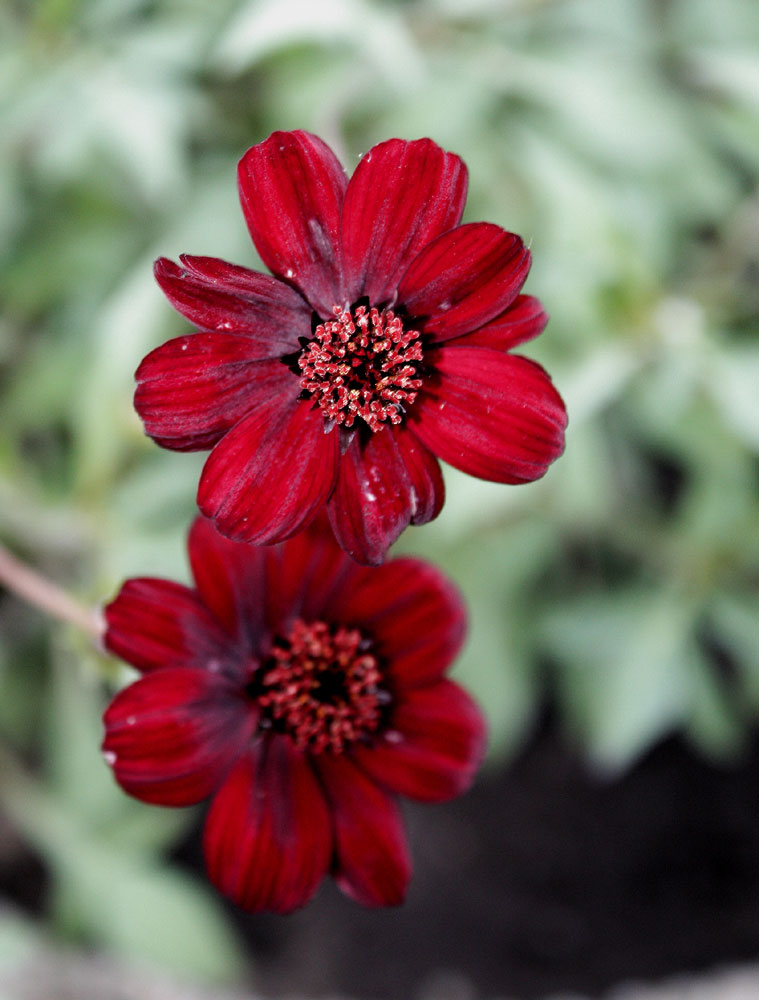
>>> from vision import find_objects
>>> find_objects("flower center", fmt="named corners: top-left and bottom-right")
top-left (298, 305), bottom-right (423, 432)
top-left (256, 619), bottom-right (387, 753)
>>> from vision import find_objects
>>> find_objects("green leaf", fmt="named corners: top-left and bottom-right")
top-left (706, 348), bottom-right (759, 450)
top-left (711, 594), bottom-right (759, 709)
top-left (0, 910), bottom-right (40, 971)
top-left (543, 591), bottom-right (699, 772)
top-left (56, 855), bottom-right (244, 985)
top-left (1, 753), bottom-right (243, 985)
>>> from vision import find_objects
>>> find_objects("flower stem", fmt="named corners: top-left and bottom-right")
top-left (0, 541), bottom-right (103, 641)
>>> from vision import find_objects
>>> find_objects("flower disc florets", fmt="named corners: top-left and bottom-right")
top-left (298, 305), bottom-right (423, 432)
top-left (256, 619), bottom-right (385, 753)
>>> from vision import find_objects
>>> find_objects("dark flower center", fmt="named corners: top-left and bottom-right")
top-left (255, 619), bottom-right (387, 753)
top-left (298, 305), bottom-right (423, 432)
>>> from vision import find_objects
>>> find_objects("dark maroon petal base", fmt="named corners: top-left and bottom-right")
top-left (154, 256), bottom-right (311, 355)
top-left (104, 578), bottom-right (234, 674)
top-left (331, 556), bottom-right (467, 688)
top-left (135, 340), bottom-right (292, 452)
top-left (187, 516), bottom-right (268, 643)
top-left (352, 680), bottom-right (486, 803)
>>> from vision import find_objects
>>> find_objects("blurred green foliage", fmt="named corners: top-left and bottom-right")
top-left (1, 0), bottom-right (758, 984)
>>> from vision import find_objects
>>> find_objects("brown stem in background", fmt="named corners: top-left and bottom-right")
top-left (0, 542), bottom-right (103, 641)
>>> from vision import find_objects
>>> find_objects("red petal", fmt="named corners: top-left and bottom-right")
top-left (327, 427), bottom-right (444, 566)
top-left (411, 347), bottom-right (567, 484)
top-left (104, 579), bottom-right (234, 674)
top-left (315, 754), bottom-right (411, 907)
top-left (188, 517), bottom-right (267, 643)
top-left (191, 514), bottom-right (359, 642)
top-left (263, 516), bottom-right (361, 627)
top-left (341, 138), bottom-right (468, 305)
top-left (397, 223), bottom-right (531, 341)
top-left (154, 256), bottom-right (310, 357)
top-left (135, 337), bottom-right (292, 452)
top-left (442, 294), bottom-right (548, 351)
top-left (237, 131), bottom-right (347, 317)
top-left (352, 680), bottom-right (486, 803)
top-left (197, 396), bottom-right (339, 545)
top-left (203, 735), bottom-right (332, 913)
top-left (330, 558), bottom-right (466, 688)
top-left (102, 668), bottom-right (255, 806)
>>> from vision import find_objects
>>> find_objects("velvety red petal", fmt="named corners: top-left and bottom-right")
top-left (237, 131), bottom-right (347, 317)
top-left (341, 138), bottom-right (468, 306)
top-left (188, 517), bottom-right (267, 644)
top-left (191, 511), bottom-right (358, 642)
top-left (397, 222), bottom-right (531, 341)
top-left (262, 516), bottom-right (361, 628)
top-left (441, 294), bottom-right (548, 351)
top-left (102, 668), bottom-right (255, 806)
top-left (315, 754), bottom-right (411, 907)
top-left (154, 256), bottom-right (310, 357)
top-left (104, 579), bottom-right (234, 674)
top-left (197, 395), bottom-right (339, 545)
top-left (135, 338), bottom-right (292, 452)
top-left (411, 347), bottom-right (567, 484)
top-left (203, 735), bottom-right (332, 913)
top-left (352, 680), bottom-right (486, 803)
top-left (330, 558), bottom-right (466, 688)
top-left (327, 427), bottom-right (444, 566)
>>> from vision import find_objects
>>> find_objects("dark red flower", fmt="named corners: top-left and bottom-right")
top-left (102, 516), bottom-right (485, 913)
top-left (136, 131), bottom-right (567, 564)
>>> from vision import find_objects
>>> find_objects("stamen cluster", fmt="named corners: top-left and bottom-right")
top-left (298, 305), bottom-right (423, 432)
top-left (257, 619), bottom-right (385, 753)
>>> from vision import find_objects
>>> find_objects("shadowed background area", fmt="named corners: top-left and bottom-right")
top-left (0, 0), bottom-right (758, 997)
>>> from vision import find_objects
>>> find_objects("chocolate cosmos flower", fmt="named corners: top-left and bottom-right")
top-left (136, 131), bottom-right (567, 564)
top-left (102, 516), bottom-right (485, 912)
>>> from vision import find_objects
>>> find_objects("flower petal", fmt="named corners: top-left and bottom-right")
top-left (191, 514), bottom-right (359, 642)
top-left (263, 515), bottom-right (361, 627)
top-left (352, 680), bottom-right (486, 803)
top-left (198, 395), bottom-right (340, 545)
top-left (397, 222), bottom-right (531, 341)
top-left (237, 130), bottom-right (347, 316)
top-left (135, 337), bottom-right (292, 452)
top-left (104, 579), bottom-right (234, 674)
top-left (188, 517), bottom-right (268, 644)
top-left (411, 347), bottom-right (567, 484)
top-left (330, 558), bottom-right (466, 688)
top-left (102, 668), bottom-right (255, 806)
top-left (341, 138), bottom-right (468, 305)
top-left (315, 754), bottom-right (411, 907)
top-left (203, 735), bottom-right (332, 913)
top-left (441, 294), bottom-right (548, 352)
top-left (327, 427), bottom-right (444, 566)
top-left (154, 256), bottom-right (310, 356)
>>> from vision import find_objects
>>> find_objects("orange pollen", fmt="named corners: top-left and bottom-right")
top-left (298, 305), bottom-right (423, 432)
top-left (257, 619), bottom-right (387, 753)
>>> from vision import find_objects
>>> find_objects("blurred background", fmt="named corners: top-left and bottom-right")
top-left (0, 0), bottom-right (758, 997)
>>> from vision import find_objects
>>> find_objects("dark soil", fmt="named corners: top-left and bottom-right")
top-left (6, 713), bottom-right (759, 999)
top-left (228, 714), bottom-right (759, 999)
